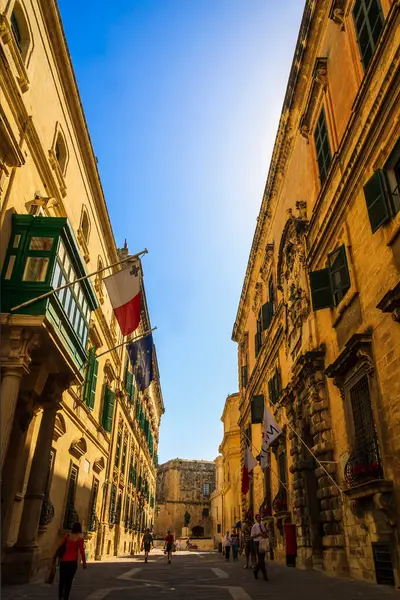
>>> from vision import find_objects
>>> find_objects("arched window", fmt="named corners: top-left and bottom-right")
top-left (10, 3), bottom-right (31, 61)
top-left (81, 209), bottom-right (90, 244)
top-left (55, 133), bottom-right (67, 174)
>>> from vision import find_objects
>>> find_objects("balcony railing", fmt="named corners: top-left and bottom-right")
top-left (39, 497), bottom-right (55, 527)
top-left (344, 437), bottom-right (384, 488)
top-left (272, 486), bottom-right (288, 514)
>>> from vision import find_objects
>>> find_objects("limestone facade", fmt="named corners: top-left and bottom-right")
top-left (210, 456), bottom-right (223, 548)
top-left (0, 0), bottom-right (163, 583)
top-left (219, 394), bottom-right (242, 535)
top-left (154, 459), bottom-right (215, 539)
top-left (232, 0), bottom-right (400, 588)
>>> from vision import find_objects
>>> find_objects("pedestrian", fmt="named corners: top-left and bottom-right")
top-left (251, 514), bottom-right (269, 581)
top-left (231, 529), bottom-right (239, 561)
top-left (141, 528), bottom-right (153, 563)
top-left (186, 537), bottom-right (191, 550)
top-left (242, 520), bottom-right (256, 569)
top-left (165, 530), bottom-right (174, 564)
top-left (176, 539), bottom-right (181, 552)
top-left (53, 522), bottom-right (86, 600)
top-left (223, 531), bottom-right (232, 562)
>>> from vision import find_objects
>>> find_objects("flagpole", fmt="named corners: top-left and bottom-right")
top-left (10, 249), bottom-right (148, 313)
top-left (284, 420), bottom-right (343, 497)
top-left (242, 431), bottom-right (289, 492)
top-left (93, 327), bottom-right (157, 361)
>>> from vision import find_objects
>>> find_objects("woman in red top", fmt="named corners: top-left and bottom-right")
top-left (53, 522), bottom-right (86, 600)
top-left (164, 530), bottom-right (174, 564)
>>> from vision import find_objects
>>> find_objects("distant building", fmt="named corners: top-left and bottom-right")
top-left (219, 394), bottom-right (242, 535)
top-left (154, 459), bottom-right (215, 539)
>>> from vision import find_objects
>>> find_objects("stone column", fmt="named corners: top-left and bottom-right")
top-left (2, 374), bottom-right (70, 584)
top-left (0, 368), bottom-right (25, 472)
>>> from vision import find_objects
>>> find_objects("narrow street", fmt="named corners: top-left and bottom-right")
top-left (2, 550), bottom-right (399, 600)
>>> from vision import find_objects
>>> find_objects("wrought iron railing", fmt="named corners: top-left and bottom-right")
top-left (344, 437), bottom-right (384, 487)
top-left (39, 497), bottom-right (55, 527)
top-left (272, 486), bottom-right (288, 514)
top-left (88, 513), bottom-right (100, 532)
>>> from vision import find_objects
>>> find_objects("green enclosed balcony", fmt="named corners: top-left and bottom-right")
top-left (1, 214), bottom-right (98, 371)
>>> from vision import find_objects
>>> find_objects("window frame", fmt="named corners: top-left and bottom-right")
top-left (352, 0), bottom-right (385, 71)
top-left (314, 107), bottom-right (333, 185)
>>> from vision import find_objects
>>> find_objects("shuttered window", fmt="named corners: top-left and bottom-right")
top-left (251, 395), bottom-right (264, 424)
top-left (353, 0), bottom-right (384, 71)
top-left (309, 244), bottom-right (350, 311)
top-left (83, 348), bottom-right (98, 410)
top-left (124, 358), bottom-right (135, 405)
top-left (268, 369), bottom-right (282, 405)
top-left (121, 442), bottom-right (127, 473)
top-left (363, 170), bottom-right (391, 233)
top-left (63, 464), bottom-right (78, 530)
top-left (109, 484), bottom-right (117, 523)
top-left (261, 301), bottom-right (273, 331)
top-left (101, 385), bottom-right (115, 433)
top-left (255, 311), bottom-right (262, 357)
top-left (314, 108), bottom-right (332, 184)
top-left (241, 365), bottom-right (248, 388)
top-left (350, 375), bottom-right (377, 450)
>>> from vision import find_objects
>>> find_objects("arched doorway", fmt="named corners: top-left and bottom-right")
top-left (192, 525), bottom-right (204, 537)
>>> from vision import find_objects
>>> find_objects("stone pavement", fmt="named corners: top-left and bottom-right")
top-left (2, 550), bottom-right (399, 600)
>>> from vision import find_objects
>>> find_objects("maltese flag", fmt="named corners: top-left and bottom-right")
top-left (242, 443), bottom-right (257, 495)
top-left (104, 260), bottom-right (142, 336)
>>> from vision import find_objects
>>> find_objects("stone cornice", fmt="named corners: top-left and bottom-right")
top-left (232, 0), bottom-right (318, 342)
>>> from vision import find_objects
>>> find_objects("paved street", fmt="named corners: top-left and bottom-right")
top-left (2, 550), bottom-right (399, 600)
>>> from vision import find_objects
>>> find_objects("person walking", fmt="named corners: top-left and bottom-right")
top-left (165, 530), bottom-right (174, 564)
top-left (231, 529), bottom-right (239, 561)
top-left (223, 532), bottom-right (232, 562)
top-left (251, 514), bottom-right (269, 581)
top-left (141, 528), bottom-right (153, 563)
top-left (242, 519), bottom-right (256, 569)
top-left (53, 522), bottom-right (86, 600)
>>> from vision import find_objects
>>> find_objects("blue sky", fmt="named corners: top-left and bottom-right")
top-left (58, 0), bottom-right (304, 463)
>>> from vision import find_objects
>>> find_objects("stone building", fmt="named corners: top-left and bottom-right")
top-left (232, 0), bottom-right (400, 588)
top-left (210, 456), bottom-right (223, 549)
top-left (219, 394), bottom-right (242, 535)
top-left (0, 0), bottom-right (163, 583)
top-left (154, 459), bottom-right (215, 539)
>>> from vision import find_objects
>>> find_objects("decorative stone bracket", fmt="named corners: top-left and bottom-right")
top-left (69, 437), bottom-right (87, 460)
top-left (328, 0), bottom-right (347, 31)
top-left (377, 281), bottom-right (400, 323)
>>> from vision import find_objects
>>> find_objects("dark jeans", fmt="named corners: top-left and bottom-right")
top-left (245, 540), bottom-right (256, 565)
top-left (254, 543), bottom-right (268, 580)
top-left (59, 561), bottom-right (77, 600)
top-left (224, 546), bottom-right (230, 560)
top-left (232, 545), bottom-right (238, 561)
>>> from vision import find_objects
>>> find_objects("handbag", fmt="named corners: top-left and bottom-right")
top-left (45, 562), bottom-right (56, 585)
top-left (56, 535), bottom-right (68, 560)
top-left (258, 525), bottom-right (270, 554)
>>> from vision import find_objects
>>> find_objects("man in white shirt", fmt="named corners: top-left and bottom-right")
top-left (250, 514), bottom-right (268, 581)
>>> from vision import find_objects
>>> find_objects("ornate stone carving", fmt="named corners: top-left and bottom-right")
top-left (69, 437), bottom-right (87, 460)
top-left (260, 243), bottom-right (274, 282)
top-left (252, 282), bottom-right (263, 315)
top-left (53, 412), bottom-right (67, 441)
top-left (329, 1), bottom-right (347, 31)
top-left (277, 208), bottom-right (309, 356)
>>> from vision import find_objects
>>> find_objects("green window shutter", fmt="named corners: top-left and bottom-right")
top-left (328, 244), bottom-right (351, 306)
top-left (309, 267), bottom-right (334, 311)
top-left (102, 386), bottom-right (115, 433)
top-left (124, 358), bottom-right (129, 390)
top-left (352, 0), bottom-right (384, 71)
top-left (130, 378), bottom-right (135, 406)
top-left (135, 399), bottom-right (141, 420)
top-left (88, 359), bottom-right (98, 410)
top-left (241, 365), bottom-right (248, 388)
top-left (261, 301), bottom-right (272, 331)
top-left (144, 418), bottom-right (149, 437)
top-left (363, 170), bottom-right (391, 233)
top-left (101, 386), bottom-right (109, 430)
top-left (251, 395), bottom-right (264, 424)
top-left (126, 370), bottom-right (133, 398)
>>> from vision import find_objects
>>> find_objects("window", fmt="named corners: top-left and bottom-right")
top-left (309, 244), bottom-right (351, 311)
top-left (268, 369), bottom-right (282, 406)
top-left (55, 133), bottom-right (67, 174)
top-left (53, 239), bottom-right (91, 346)
top-left (83, 348), bottom-right (98, 410)
top-left (10, 4), bottom-right (30, 60)
top-left (241, 364), bottom-right (248, 388)
top-left (217, 524), bottom-right (221, 534)
top-left (109, 484), bottom-right (117, 523)
top-left (115, 432), bottom-right (121, 467)
top-left (202, 482), bottom-right (211, 497)
top-left (251, 395), bottom-right (264, 424)
top-left (278, 448), bottom-right (287, 485)
top-left (363, 142), bottom-right (400, 233)
top-left (350, 375), bottom-right (377, 450)
top-left (254, 311), bottom-right (262, 357)
top-left (88, 478), bottom-right (99, 532)
top-left (22, 257), bottom-right (50, 282)
top-left (81, 210), bottom-right (90, 244)
top-left (63, 464), bottom-right (78, 530)
top-left (10, 10), bottom-right (22, 52)
top-left (121, 441), bottom-right (127, 473)
top-left (101, 385), bottom-right (115, 433)
top-left (314, 108), bottom-right (332, 184)
top-left (353, 0), bottom-right (384, 71)
top-left (124, 358), bottom-right (135, 405)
